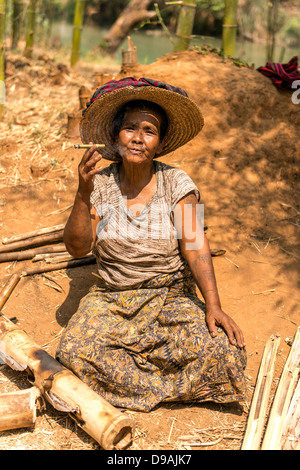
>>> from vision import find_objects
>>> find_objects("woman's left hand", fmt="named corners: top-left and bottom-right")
top-left (206, 306), bottom-right (245, 349)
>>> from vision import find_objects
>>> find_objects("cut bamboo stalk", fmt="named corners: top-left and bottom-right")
top-left (2, 224), bottom-right (65, 245)
top-left (241, 334), bottom-right (281, 450)
top-left (0, 315), bottom-right (134, 449)
top-left (22, 255), bottom-right (96, 276)
top-left (0, 231), bottom-right (64, 253)
top-left (0, 273), bottom-right (21, 310)
top-left (280, 378), bottom-right (300, 450)
top-left (0, 243), bottom-right (66, 262)
top-left (0, 386), bottom-right (43, 432)
top-left (262, 326), bottom-right (300, 450)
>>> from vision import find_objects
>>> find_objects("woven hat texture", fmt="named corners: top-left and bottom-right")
top-left (80, 77), bottom-right (204, 161)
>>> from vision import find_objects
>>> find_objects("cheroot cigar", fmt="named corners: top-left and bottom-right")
top-left (74, 144), bottom-right (105, 149)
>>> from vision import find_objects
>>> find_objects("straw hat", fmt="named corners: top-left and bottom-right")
top-left (80, 77), bottom-right (204, 161)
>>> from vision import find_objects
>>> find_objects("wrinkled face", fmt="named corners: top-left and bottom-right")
top-left (116, 107), bottom-right (164, 164)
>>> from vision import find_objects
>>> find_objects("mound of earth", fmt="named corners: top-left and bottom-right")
top-left (0, 49), bottom-right (298, 450)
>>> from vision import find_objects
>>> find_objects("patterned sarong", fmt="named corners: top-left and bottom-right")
top-left (56, 269), bottom-right (247, 412)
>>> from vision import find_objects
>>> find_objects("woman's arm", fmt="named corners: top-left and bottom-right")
top-left (174, 192), bottom-right (245, 348)
top-left (63, 145), bottom-right (102, 258)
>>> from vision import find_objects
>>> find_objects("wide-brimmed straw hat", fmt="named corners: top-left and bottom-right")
top-left (80, 77), bottom-right (204, 161)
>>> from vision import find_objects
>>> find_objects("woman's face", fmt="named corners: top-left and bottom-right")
top-left (116, 107), bottom-right (164, 164)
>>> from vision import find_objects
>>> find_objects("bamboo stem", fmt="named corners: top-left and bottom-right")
top-left (241, 334), bottom-right (281, 450)
top-left (0, 273), bottom-right (21, 310)
top-left (262, 326), bottom-right (300, 450)
top-left (0, 243), bottom-right (66, 262)
top-left (280, 378), bottom-right (300, 450)
top-left (173, 0), bottom-right (197, 52)
top-left (22, 255), bottom-right (96, 276)
top-left (71, 0), bottom-right (86, 67)
top-left (222, 0), bottom-right (238, 57)
top-left (0, 230), bottom-right (64, 253)
top-left (0, 386), bottom-right (42, 432)
top-left (0, 0), bottom-right (5, 119)
top-left (2, 224), bottom-right (65, 245)
top-left (0, 315), bottom-right (134, 449)
top-left (24, 0), bottom-right (37, 59)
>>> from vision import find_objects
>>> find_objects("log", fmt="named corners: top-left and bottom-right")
top-left (262, 326), bottom-right (300, 450)
top-left (0, 315), bottom-right (134, 449)
top-left (0, 243), bottom-right (66, 263)
top-left (0, 386), bottom-right (43, 432)
top-left (2, 224), bottom-right (65, 245)
top-left (241, 334), bottom-right (281, 450)
top-left (0, 231), bottom-right (64, 253)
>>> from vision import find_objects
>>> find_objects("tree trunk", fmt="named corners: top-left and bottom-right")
top-left (173, 0), bottom-right (197, 52)
top-left (71, 0), bottom-right (86, 66)
top-left (0, 0), bottom-right (5, 119)
top-left (103, 0), bottom-right (156, 55)
top-left (222, 0), bottom-right (238, 57)
top-left (24, 0), bottom-right (37, 58)
top-left (11, 0), bottom-right (23, 49)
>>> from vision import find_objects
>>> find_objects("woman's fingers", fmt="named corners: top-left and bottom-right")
top-left (206, 309), bottom-right (245, 349)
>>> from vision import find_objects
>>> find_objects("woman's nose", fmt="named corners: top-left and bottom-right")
top-left (132, 129), bottom-right (143, 142)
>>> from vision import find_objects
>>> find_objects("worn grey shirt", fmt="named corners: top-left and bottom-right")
top-left (90, 161), bottom-right (200, 290)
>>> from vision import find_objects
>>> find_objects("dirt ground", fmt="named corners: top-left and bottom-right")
top-left (0, 47), bottom-right (299, 451)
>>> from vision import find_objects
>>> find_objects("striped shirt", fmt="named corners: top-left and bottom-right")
top-left (90, 161), bottom-right (200, 290)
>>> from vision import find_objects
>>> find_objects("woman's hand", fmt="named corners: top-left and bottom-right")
top-left (206, 305), bottom-right (245, 349)
top-left (78, 143), bottom-right (103, 195)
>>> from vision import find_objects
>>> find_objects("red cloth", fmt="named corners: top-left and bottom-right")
top-left (257, 56), bottom-right (300, 90)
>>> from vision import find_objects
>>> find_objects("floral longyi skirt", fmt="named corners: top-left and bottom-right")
top-left (56, 269), bottom-right (247, 412)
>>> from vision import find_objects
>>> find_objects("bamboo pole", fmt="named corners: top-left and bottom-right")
top-left (222, 0), bottom-right (238, 57)
top-left (0, 0), bottom-right (5, 119)
top-left (262, 326), bottom-right (300, 450)
top-left (11, 0), bottom-right (24, 49)
top-left (0, 386), bottom-right (43, 431)
top-left (2, 224), bottom-right (65, 245)
top-left (0, 315), bottom-right (134, 449)
top-left (71, 0), bottom-right (85, 67)
top-left (24, 0), bottom-right (37, 58)
top-left (0, 243), bottom-right (66, 262)
top-left (173, 0), bottom-right (197, 52)
top-left (0, 273), bottom-right (21, 310)
top-left (0, 230), bottom-right (64, 253)
top-left (241, 334), bottom-right (281, 450)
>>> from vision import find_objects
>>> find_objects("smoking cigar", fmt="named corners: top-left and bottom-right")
top-left (74, 144), bottom-right (105, 149)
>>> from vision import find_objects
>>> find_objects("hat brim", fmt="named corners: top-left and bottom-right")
top-left (80, 86), bottom-right (204, 161)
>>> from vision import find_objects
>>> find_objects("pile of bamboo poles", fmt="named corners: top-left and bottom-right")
top-left (242, 327), bottom-right (300, 450)
top-left (0, 223), bottom-right (96, 310)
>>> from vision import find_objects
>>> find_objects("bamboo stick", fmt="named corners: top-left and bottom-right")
top-left (0, 273), bottom-right (21, 310)
top-left (262, 326), bottom-right (300, 450)
top-left (0, 230), bottom-right (64, 253)
top-left (0, 243), bottom-right (66, 262)
top-left (22, 255), bottom-right (96, 276)
top-left (0, 386), bottom-right (42, 432)
top-left (241, 334), bottom-right (281, 450)
top-left (2, 224), bottom-right (65, 245)
top-left (0, 315), bottom-right (134, 449)
top-left (280, 378), bottom-right (300, 450)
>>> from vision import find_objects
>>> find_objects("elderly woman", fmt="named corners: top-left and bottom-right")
top-left (56, 77), bottom-right (246, 412)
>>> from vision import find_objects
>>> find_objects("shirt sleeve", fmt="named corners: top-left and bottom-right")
top-left (166, 166), bottom-right (200, 207)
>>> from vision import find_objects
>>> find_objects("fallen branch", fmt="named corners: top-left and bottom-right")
top-left (242, 334), bottom-right (281, 450)
top-left (0, 315), bottom-right (134, 449)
